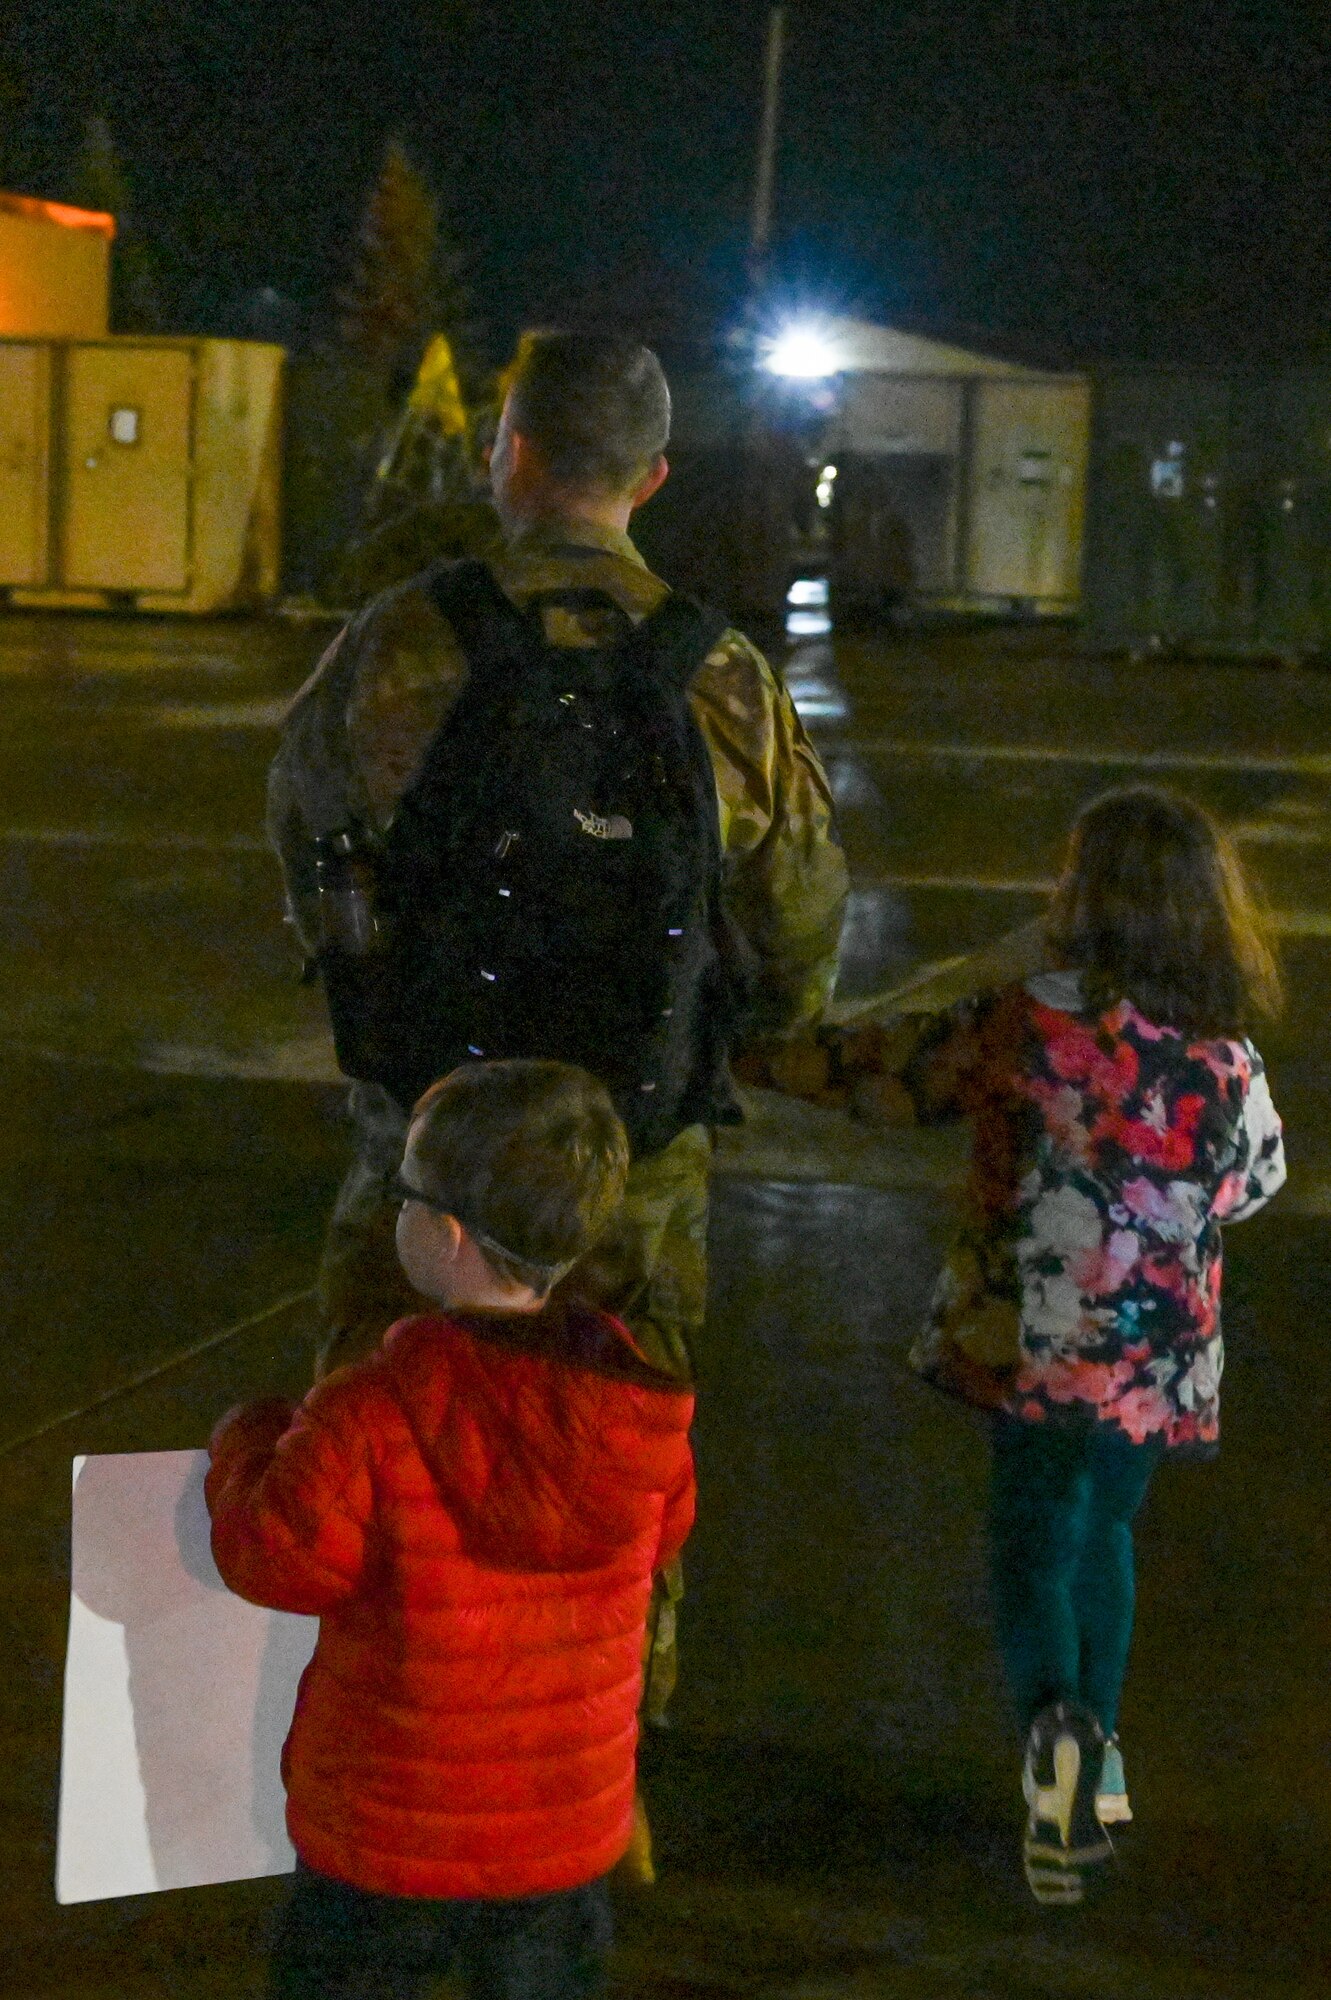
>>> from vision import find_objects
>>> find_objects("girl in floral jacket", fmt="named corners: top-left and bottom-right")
top-left (901, 786), bottom-right (1285, 1903)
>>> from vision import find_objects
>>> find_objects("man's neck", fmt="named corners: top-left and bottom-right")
top-left (502, 493), bottom-right (634, 542)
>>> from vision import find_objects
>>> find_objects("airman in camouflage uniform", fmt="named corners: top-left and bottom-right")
top-left (273, 513), bottom-right (847, 1362)
top-left (267, 334), bottom-right (848, 1742)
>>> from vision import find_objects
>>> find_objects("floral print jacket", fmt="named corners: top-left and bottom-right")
top-left (906, 971), bottom-right (1286, 1454)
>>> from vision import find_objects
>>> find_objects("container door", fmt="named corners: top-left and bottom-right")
top-left (1244, 371), bottom-right (1331, 651)
top-left (826, 379), bottom-right (963, 611)
top-left (830, 452), bottom-right (958, 615)
top-left (1083, 372), bottom-right (1230, 650)
top-left (965, 380), bottom-right (1089, 604)
top-left (62, 345), bottom-right (193, 592)
top-left (0, 343), bottom-right (51, 585)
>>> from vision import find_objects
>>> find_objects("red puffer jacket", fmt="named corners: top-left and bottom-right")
top-left (206, 1303), bottom-right (695, 1899)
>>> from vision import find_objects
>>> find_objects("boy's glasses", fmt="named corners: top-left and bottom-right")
top-left (388, 1172), bottom-right (576, 1292)
top-left (390, 1172), bottom-right (452, 1215)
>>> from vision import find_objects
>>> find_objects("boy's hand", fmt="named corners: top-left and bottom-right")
top-left (732, 1033), bottom-right (841, 1106)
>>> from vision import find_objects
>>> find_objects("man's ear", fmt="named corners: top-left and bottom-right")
top-left (507, 427), bottom-right (544, 483)
top-left (630, 454), bottom-right (669, 511)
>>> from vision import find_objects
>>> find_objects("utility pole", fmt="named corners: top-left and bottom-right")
top-left (736, 5), bottom-right (792, 628)
top-left (748, 3), bottom-right (787, 300)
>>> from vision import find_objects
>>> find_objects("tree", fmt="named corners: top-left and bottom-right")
top-left (68, 117), bottom-right (165, 334)
top-left (339, 138), bottom-right (472, 402)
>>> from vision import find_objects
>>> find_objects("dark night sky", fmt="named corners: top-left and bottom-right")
top-left (8, 0), bottom-right (1331, 367)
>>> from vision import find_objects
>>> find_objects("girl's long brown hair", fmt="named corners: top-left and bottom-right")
top-left (1045, 786), bottom-right (1283, 1037)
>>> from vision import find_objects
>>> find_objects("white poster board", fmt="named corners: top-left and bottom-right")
top-left (57, 1449), bottom-right (318, 1904)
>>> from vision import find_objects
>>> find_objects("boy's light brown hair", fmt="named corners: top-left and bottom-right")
top-left (410, 1060), bottom-right (629, 1292)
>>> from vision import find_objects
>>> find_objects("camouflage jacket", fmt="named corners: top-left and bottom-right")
top-left (268, 519), bottom-right (848, 1036)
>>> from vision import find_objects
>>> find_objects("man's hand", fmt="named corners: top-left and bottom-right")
top-left (732, 1021), bottom-right (927, 1120)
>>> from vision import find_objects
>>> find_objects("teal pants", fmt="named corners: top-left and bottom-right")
top-left (989, 1415), bottom-right (1165, 1738)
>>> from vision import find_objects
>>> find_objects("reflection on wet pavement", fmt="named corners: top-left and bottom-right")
top-left (4, 610), bottom-right (1331, 1993)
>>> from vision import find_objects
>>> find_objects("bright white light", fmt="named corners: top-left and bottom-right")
top-left (764, 325), bottom-right (841, 378)
top-left (787, 578), bottom-right (829, 607)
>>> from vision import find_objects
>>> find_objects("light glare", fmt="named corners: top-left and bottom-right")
top-left (764, 325), bottom-right (841, 378)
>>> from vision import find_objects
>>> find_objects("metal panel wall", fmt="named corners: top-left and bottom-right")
top-left (1084, 367), bottom-right (1331, 655)
top-left (964, 378), bottom-right (1089, 605)
top-left (1084, 373), bottom-right (1232, 650)
top-left (0, 342), bottom-right (50, 585)
top-left (1, 335), bottom-right (281, 612)
top-left (830, 375), bottom-right (963, 458)
top-left (62, 345), bottom-right (194, 593)
top-left (1241, 371), bottom-right (1331, 651)
top-left (0, 209), bottom-right (109, 338)
top-left (826, 373), bottom-right (1088, 613)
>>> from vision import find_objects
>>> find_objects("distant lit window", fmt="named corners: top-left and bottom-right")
top-left (815, 463), bottom-right (838, 508)
top-left (787, 578), bottom-right (829, 607)
top-left (109, 407), bottom-right (141, 446)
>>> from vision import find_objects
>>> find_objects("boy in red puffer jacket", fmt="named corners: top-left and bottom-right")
top-left (207, 1059), bottom-right (695, 2000)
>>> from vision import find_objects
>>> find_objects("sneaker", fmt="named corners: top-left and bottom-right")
top-left (1021, 1702), bottom-right (1114, 1905)
top-left (1096, 1737), bottom-right (1132, 1826)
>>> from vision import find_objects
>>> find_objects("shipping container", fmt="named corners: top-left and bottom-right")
top-left (965, 376), bottom-right (1088, 606)
top-left (1084, 366), bottom-right (1331, 656)
top-left (0, 336), bottom-right (283, 613)
top-left (824, 370), bottom-right (1088, 619)
top-left (626, 325), bottom-right (1089, 623)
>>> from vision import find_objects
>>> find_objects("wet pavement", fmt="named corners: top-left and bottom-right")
top-left (2, 606), bottom-right (1330, 1995)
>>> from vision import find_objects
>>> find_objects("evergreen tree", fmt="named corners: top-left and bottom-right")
top-left (339, 137), bottom-right (472, 402)
top-left (69, 117), bottom-right (165, 333)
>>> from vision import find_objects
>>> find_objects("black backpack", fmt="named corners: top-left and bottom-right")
top-left (320, 557), bottom-right (750, 1155)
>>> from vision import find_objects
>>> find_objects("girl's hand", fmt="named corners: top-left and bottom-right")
top-left (850, 1074), bottom-right (919, 1127)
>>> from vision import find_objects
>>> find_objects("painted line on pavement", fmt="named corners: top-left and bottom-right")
top-left (0, 1286), bottom-right (316, 1460)
top-left (131, 699), bottom-right (291, 730)
top-left (826, 738), bottom-right (1331, 778)
top-left (0, 1034), bottom-right (340, 1086)
top-left (0, 826), bottom-right (267, 852)
top-left (859, 872), bottom-right (1331, 937)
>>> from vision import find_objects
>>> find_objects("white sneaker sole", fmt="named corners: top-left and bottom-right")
top-left (1022, 1710), bottom-right (1114, 1905)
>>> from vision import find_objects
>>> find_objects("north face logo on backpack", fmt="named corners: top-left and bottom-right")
top-left (574, 808), bottom-right (633, 840)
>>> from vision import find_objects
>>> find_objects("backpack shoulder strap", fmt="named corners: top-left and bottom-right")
top-left (428, 556), bottom-right (728, 691)
top-left (426, 556), bottom-right (539, 677)
top-left (626, 591), bottom-right (730, 693)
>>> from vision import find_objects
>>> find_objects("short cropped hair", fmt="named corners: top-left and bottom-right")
top-left (506, 330), bottom-right (671, 495)
top-left (409, 1060), bottom-right (630, 1292)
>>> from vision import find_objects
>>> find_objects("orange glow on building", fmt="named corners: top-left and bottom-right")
top-left (0, 192), bottom-right (116, 240)
top-left (0, 190), bottom-right (114, 336)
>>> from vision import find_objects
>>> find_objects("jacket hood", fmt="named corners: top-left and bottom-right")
top-left (380, 1306), bottom-right (693, 1572)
